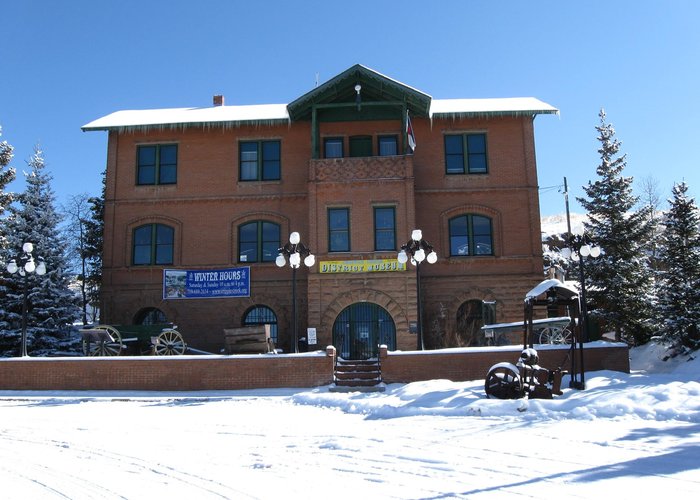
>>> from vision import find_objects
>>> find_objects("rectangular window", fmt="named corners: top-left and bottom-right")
top-left (133, 224), bottom-right (174, 265)
top-left (328, 208), bottom-right (350, 252)
top-left (137, 144), bottom-right (178, 185)
top-left (444, 133), bottom-right (488, 174)
top-left (324, 138), bottom-right (344, 158)
top-left (374, 207), bottom-right (396, 251)
top-left (378, 136), bottom-right (398, 156)
top-left (239, 140), bottom-right (281, 181)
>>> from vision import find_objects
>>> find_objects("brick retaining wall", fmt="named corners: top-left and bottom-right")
top-left (379, 342), bottom-right (630, 384)
top-left (0, 343), bottom-right (628, 391)
top-left (0, 353), bottom-right (335, 391)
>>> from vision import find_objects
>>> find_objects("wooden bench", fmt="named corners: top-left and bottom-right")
top-left (223, 325), bottom-right (274, 354)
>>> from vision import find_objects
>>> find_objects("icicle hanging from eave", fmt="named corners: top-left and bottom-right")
top-left (430, 110), bottom-right (559, 121)
top-left (106, 118), bottom-right (292, 135)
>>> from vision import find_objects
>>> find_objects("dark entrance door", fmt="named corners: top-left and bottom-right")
top-left (332, 302), bottom-right (396, 359)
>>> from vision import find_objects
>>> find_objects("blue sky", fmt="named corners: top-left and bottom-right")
top-left (2, 0), bottom-right (698, 217)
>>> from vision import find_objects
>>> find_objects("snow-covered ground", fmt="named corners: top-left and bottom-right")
top-left (1, 343), bottom-right (698, 499)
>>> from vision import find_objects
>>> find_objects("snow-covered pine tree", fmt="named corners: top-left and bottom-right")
top-left (0, 126), bottom-right (16, 246)
top-left (657, 181), bottom-right (700, 353)
top-left (0, 146), bottom-right (80, 355)
top-left (0, 127), bottom-right (17, 338)
top-left (577, 109), bottom-right (655, 345)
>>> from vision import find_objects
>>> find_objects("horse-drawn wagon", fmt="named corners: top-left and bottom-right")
top-left (80, 324), bottom-right (187, 356)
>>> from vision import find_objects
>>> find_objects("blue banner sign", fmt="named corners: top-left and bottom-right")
top-left (163, 267), bottom-right (250, 299)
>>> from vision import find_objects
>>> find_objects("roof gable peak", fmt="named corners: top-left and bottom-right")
top-left (287, 64), bottom-right (432, 121)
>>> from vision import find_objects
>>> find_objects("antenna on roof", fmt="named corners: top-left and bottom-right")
top-left (315, 72), bottom-right (319, 87)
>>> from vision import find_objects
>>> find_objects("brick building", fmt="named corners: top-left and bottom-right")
top-left (82, 64), bottom-right (558, 355)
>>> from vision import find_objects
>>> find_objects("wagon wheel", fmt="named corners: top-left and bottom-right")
top-left (484, 363), bottom-right (523, 399)
top-left (152, 328), bottom-right (187, 356)
top-left (538, 327), bottom-right (573, 345)
top-left (83, 325), bottom-right (123, 356)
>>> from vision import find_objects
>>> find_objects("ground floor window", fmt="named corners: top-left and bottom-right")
top-left (134, 307), bottom-right (168, 325)
top-left (243, 305), bottom-right (278, 344)
top-left (332, 302), bottom-right (395, 359)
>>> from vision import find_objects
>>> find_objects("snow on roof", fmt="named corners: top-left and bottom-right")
top-left (81, 104), bottom-right (290, 132)
top-left (82, 97), bottom-right (558, 132)
top-left (525, 278), bottom-right (579, 300)
top-left (429, 97), bottom-right (559, 118)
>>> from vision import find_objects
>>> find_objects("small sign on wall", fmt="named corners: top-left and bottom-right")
top-left (307, 328), bottom-right (317, 345)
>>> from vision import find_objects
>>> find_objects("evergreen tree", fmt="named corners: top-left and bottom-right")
top-left (577, 110), bottom-right (655, 345)
top-left (0, 127), bottom-right (17, 336)
top-left (0, 126), bottom-right (16, 245)
top-left (657, 182), bottom-right (700, 353)
top-left (0, 146), bottom-right (80, 355)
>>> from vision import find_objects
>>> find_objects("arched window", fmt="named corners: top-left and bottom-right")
top-left (133, 223), bottom-right (174, 265)
top-left (134, 307), bottom-right (168, 325)
top-left (449, 214), bottom-right (493, 256)
top-left (238, 221), bottom-right (281, 263)
top-left (243, 305), bottom-right (278, 343)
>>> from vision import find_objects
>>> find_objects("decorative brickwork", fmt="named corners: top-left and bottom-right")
top-left (311, 155), bottom-right (411, 182)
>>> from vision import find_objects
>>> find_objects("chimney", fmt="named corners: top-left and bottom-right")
top-left (213, 94), bottom-right (225, 107)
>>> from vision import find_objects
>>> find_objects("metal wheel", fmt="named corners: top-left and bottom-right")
top-left (485, 362), bottom-right (523, 399)
top-left (83, 325), bottom-right (123, 356)
top-left (152, 328), bottom-right (187, 355)
top-left (538, 327), bottom-right (573, 345)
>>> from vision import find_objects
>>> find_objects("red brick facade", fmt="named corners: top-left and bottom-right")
top-left (84, 65), bottom-right (558, 355)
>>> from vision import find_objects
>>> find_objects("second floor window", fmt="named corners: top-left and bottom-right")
top-left (240, 141), bottom-right (281, 181)
top-left (328, 208), bottom-right (350, 252)
top-left (133, 223), bottom-right (174, 265)
top-left (324, 138), bottom-right (344, 158)
top-left (238, 221), bottom-right (281, 263)
top-left (374, 207), bottom-right (396, 251)
top-left (378, 136), bottom-right (398, 156)
top-left (444, 133), bottom-right (488, 174)
top-left (137, 144), bottom-right (177, 185)
top-left (449, 214), bottom-right (493, 256)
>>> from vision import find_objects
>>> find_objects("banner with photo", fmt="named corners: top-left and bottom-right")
top-left (163, 267), bottom-right (250, 299)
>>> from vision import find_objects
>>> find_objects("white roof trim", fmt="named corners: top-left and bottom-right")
top-left (430, 97), bottom-right (559, 118)
top-left (82, 104), bottom-right (290, 131)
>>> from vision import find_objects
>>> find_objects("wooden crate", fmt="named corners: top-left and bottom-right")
top-left (224, 325), bottom-right (273, 354)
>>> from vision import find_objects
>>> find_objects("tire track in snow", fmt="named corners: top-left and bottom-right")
top-left (0, 431), bottom-right (254, 499)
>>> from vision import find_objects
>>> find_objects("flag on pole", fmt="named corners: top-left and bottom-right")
top-left (406, 111), bottom-right (416, 152)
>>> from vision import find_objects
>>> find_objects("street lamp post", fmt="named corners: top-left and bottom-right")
top-left (275, 232), bottom-right (315, 353)
top-left (398, 229), bottom-right (437, 350)
top-left (561, 234), bottom-right (601, 390)
top-left (6, 242), bottom-right (47, 357)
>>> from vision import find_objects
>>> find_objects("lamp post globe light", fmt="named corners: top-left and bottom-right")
top-left (275, 232), bottom-right (315, 353)
top-left (398, 229), bottom-right (437, 351)
top-left (561, 233), bottom-right (601, 390)
top-left (6, 242), bottom-right (47, 357)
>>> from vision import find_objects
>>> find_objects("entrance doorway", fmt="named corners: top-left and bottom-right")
top-left (332, 302), bottom-right (396, 359)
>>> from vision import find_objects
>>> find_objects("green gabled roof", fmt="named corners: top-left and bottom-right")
top-left (287, 64), bottom-right (432, 121)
